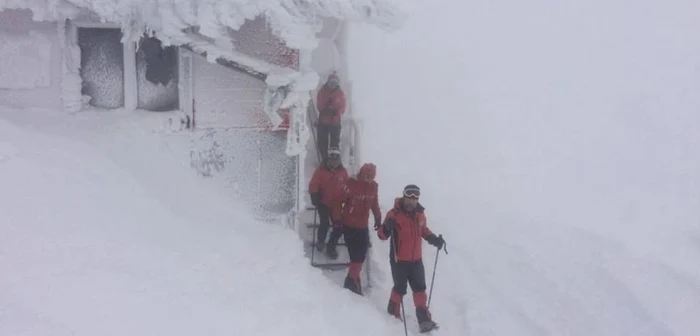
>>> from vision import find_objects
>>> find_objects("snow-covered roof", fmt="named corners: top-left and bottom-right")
top-left (0, 0), bottom-right (406, 50)
top-left (0, 0), bottom-right (407, 107)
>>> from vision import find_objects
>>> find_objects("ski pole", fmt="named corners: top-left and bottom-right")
top-left (427, 234), bottom-right (447, 308)
top-left (391, 229), bottom-right (408, 336)
top-left (310, 207), bottom-right (318, 266)
top-left (400, 296), bottom-right (408, 336)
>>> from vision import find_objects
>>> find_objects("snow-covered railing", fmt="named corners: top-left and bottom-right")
top-left (345, 117), bottom-right (362, 174)
top-left (179, 44), bottom-right (267, 81)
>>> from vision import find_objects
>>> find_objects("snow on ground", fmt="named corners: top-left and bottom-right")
top-left (348, 0), bottom-right (700, 335)
top-left (0, 107), bottom-right (400, 336)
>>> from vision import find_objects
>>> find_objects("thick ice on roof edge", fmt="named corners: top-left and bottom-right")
top-left (0, 0), bottom-right (407, 50)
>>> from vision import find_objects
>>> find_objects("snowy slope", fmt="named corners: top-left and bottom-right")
top-left (0, 107), bottom-right (402, 336)
top-left (347, 0), bottom-right (700, 335)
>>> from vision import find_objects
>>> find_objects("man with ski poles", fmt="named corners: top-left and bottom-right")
top-left (376, 184), bottom-right (446, 333)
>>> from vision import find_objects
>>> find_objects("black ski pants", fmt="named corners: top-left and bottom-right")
top-left (317, 123), bottom-right (341, 161)
top-left (316, 204), bottom-right (342, 246)
top-left (390, 259), bottom-right (427, 296)
top-left (343, 227), bottom-right (370, 262)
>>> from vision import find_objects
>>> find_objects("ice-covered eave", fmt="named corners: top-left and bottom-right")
top-left (169, 28), bottom-right (318, 134)
top-left (174, 29), bottom-right (295, 83)
top-left (0, 0), bottom-right (407, 82)
top-left (0, 0), bottom-right (81, 21)
top-left (0, 0), bottom-right (406, 49)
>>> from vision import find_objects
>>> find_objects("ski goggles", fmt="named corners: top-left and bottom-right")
top-left (403, 188), bottom-right (420, 198)
top-left (328, 148), bottom-right (341, 157)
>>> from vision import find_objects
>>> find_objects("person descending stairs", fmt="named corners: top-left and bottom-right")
top-left (336, 163), bottom-right (382, 295)
top-left (308, 147), bottom-right (347, 259)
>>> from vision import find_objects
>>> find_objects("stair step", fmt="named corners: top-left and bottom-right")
top-left (309, 241), bottom-right (347, 247)
top-left (311, 262), bottom-right (350, 269)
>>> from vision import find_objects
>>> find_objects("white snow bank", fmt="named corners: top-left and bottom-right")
top-left (0, 108), bottom-right (398, 336)
top-left (0, 31), bottom-right (51, 89)
top-left (0, 139), bottom-right (19, 162)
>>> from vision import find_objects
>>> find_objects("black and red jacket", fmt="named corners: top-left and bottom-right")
top-left (309, 164), bottom-right (348, 219)
top-left (377, 198), bottom-right (440, 262)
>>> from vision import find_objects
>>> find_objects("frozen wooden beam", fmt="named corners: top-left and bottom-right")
top-left (179, 44), bottom-right (267, 82)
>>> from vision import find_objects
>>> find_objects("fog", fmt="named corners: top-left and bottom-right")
top-left (348, 0), bottom-right (700, 334)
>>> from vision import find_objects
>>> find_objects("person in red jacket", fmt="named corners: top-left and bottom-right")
top-left (309, 147), bottom-right (348, 259)
top-left (315, 72), bottom-right (346, 162)
top-left (377, 184), bottom-right (445, 333)
top-left (337, 163), bottom-right (382, 295)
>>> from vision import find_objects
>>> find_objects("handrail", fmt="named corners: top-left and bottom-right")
top-left (306, 99), bottom-right (323, 164)
top-left (347, 117), bottom-right (362, 174)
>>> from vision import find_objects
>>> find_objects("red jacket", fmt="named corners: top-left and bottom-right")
top-left (316, 86), bottom-right (346, 125)
top-left (309, 165), bottom-right (348, 209)
top-left (340, 177), bottom-right (381, 228)
top-left (378, 198), bottom-right (437, 262)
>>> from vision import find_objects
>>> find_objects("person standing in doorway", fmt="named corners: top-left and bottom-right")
top-left (316, 71), bottom-right (346, 162)
top-left (309, 147), bottom-right (348, 259)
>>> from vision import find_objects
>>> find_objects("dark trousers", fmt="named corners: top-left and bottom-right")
top-left (390, 259), bottom-right (427, 296)
top-left (316, 205), bottom-right (342, 247)
top-left (343, 227), bottom-right (370, 262)
top-left (317, 123), bottom-right (341, 161)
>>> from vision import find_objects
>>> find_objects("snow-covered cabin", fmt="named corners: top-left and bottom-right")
top-left (0, 6), bottom-right (303, 124)
top-left (0, 1), bottom-right (404, 221)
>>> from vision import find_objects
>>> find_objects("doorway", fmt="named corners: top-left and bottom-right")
top-left (136, 36), bottom-right (180, 111)
top-left (78, 27), bottom-right (124, 109)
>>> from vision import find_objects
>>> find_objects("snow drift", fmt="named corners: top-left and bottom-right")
top-left (0, 108), bottom-right (399, 336)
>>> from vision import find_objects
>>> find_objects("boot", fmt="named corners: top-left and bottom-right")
top-left (325, 244), bottom-right (338, 260)
top-left (343, 275), bottom-right (362, 295)
top-left (325, 228), bottom-right (342, 260)
top-left (386, 290), bottom-right (403, 320)
top-left (416, 307), bottom-right (438, 333)
top-left (344, 262), bottom-right (363, 295)
top-left (315, 240), bottom-right (325, 253)
top-left (414, 292), bottom-right (438, 332)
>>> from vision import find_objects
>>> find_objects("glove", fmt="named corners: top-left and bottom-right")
top-left (310, 192), bottom-right (321, 207)
top-left (428, 234), bottom-right (445, 250)
top-left (383, 218), bottom-right (396, 234)
top-left (374, 217), bottom-right (381, 230)
top-left (332, 220), bottom-right (344, 229)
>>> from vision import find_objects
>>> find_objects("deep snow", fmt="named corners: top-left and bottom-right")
top-left (0, 108), bottom-right (400, 336)
top-left (2, 0), bottom-right (700, 335)
top-left (347, 0), bottom-right (700, 335)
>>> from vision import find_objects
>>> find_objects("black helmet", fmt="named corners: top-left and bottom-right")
top-left (403, 184), bottom-right (420, 198)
